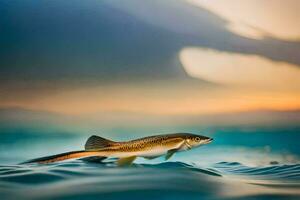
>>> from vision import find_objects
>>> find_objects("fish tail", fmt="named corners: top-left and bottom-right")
top-left (20, 150), bottom-right (106, 164)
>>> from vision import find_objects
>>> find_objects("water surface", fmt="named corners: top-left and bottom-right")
top-left (0, 126), bottom-right (299, 200)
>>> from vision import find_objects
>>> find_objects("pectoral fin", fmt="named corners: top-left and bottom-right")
top-left (117, 156), bottom-right (137, 166)
top-left (165, 149), bottom-right (177, 161)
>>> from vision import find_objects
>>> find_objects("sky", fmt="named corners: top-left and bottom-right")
top-left (0, 0), bottom-right (299, 126)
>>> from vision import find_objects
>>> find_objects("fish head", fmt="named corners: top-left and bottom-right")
top-left (184, 133), bottom-right (213, 149)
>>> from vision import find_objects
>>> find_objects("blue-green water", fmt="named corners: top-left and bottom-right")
top-left (0, 126), bottom-right (300, 200)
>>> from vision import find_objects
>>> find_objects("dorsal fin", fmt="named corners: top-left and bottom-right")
top-left (85, 135), bottom-right (115, 150)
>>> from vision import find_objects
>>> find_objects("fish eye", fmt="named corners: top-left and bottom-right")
top-left (195, 137), bottom-right (201, 142)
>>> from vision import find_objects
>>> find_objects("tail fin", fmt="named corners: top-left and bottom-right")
top-left (21, 151), bottom-right (106, 164)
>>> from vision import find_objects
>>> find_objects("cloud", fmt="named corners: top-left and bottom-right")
top-left (179, 47), bottom-right (300, 91)
top-left (187, 0), bottom-right (300, 41)
top-left (1, 0), bottom-right (300, 83)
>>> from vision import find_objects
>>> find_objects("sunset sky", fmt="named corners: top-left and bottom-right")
top-left (0, 0), bottom-right (299, 125)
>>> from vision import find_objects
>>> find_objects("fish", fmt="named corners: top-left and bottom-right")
top-left (22, 133), bottom-right (213, 166)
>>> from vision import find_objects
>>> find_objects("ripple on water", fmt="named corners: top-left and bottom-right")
top-left (0, 161), bottom-right (299, 200)
top-left (214, 162), bottom-right (300, 181)
top-left (0, 171), bottom-right (65, 184)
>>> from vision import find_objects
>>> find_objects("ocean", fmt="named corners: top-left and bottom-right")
top-left (0, 126), bottom-right (299, 200)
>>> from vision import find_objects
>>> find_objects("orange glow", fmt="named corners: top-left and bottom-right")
top-left (0, 83), bottom-right (299, 116)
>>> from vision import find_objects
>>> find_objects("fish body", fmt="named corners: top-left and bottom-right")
top-left (22, 133), bottom-right (213, 165)
top-left (91, 134), bottom-right (186, 157)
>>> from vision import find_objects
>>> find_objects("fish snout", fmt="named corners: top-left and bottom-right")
top-left (204, 137), bottom-right (213, 144)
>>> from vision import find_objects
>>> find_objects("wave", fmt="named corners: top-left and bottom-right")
top-left (214, 161), bottom-right (300, 180)
top-left (0, 161), bottom-right (299, 200)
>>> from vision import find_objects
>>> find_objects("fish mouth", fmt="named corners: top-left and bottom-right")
top-left (204, 138), bottom-right (213, 144)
